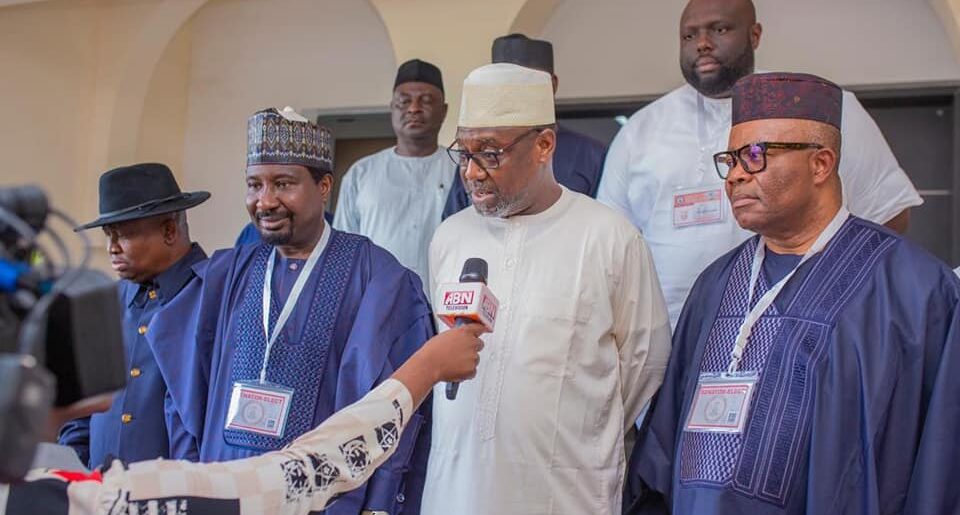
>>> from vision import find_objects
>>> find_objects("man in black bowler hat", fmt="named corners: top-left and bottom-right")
top-left (58, 162), bottom-right (208, 468)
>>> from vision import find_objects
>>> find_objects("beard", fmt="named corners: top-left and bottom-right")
top-left (467, 180), bottom-right (530, 218)
top-left (681, 44), bottom-right (755, 98)
top-left (255, 212), bottom-right (293, 245)
top-left (259, 229), bottom-right (291, 245)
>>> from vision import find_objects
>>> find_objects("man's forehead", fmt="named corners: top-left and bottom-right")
top-left (246, 163), bottom-right (309, 178)
top-left (728, 119), bottom-right (805, 146)
top-left (103, 215), bottom-right (163, 233)
top-left (681, 0), bottom-right (754, 26)
top-left (394, 81), bottom-right (443, 97)
top-left (456, 126), bottom-right (527, 143)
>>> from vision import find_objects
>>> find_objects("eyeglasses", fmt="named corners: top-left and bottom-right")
top-left (446, 128), bottom-right (542, 171)
top-left (713, 141), bottom-right (824, 179)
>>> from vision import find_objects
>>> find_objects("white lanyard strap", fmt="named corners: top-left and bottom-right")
top-left (260, 222), bottom-right (332, 383)
top-left (727, 207), bottom-right (850, 373)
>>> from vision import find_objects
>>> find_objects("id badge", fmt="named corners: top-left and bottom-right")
top-left (684, 371), bottom-right (758, 434)
top-left (225, 381), bottom-right (294, 438)
top-left (673, 186), bottom-right (725, 227)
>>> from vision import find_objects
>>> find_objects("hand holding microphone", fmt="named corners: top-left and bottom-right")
top-left (434, 258), bottom-right (499, 400)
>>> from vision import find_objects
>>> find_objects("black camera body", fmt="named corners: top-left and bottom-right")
top-left (0, 185), bottom-right (126, 482)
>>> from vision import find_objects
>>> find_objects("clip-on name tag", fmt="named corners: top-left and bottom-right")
top-left (226, 381), bottom-right (293, 437)
top-left (685, 372), bottom-right (758, 434)
top-left (673, 185), bottom-right (725, 227)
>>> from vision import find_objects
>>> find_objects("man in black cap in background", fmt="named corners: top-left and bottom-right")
top-left (442, 33), bottom-right (608, 219)
top-left (58, 163), bottom-right (208, 468)
top-left (333, 59), bottom-right (454, 289)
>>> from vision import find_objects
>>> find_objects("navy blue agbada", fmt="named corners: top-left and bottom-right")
top-left (624, 217), bottom-right (960, 515)
top-left (147, 229), bottom-right (434, 515)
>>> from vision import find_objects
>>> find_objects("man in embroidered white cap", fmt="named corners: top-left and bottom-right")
top-left (421, 64), bottom-right (672, 515)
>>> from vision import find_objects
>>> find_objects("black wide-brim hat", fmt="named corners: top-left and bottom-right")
top-left (75, 163), bottom-right (210, 231)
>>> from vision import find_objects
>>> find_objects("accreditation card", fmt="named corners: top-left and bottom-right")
top-left (673, 185), bottom-right (725, 227)
top-left (225, 380), bottom-right (294, 438)
top-left (684, 371), bottom-right (759, 434)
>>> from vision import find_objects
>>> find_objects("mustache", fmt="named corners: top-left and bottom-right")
top-left (465, 180), bottom-right (497, 195)
top-left (255, 210), bottom-right (291, 221)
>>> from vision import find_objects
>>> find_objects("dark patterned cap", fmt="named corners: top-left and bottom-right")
top-left (492, 33), bottom-right (554, 75)
top-left (247, 107), bottom-right (333, 173)
top-left (732, 72), bottom-right (842, 129)
top-left (394, 59), bottom-right (444, 94)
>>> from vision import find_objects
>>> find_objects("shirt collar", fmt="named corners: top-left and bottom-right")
top-left (128, 243), bottom-right (207, 307)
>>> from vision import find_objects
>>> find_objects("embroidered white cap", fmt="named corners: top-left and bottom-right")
top-left (458, 63), bottom-right (555, 128)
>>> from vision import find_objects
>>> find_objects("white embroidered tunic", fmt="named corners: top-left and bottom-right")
top-left (421, 188), bottom-right (672, 515)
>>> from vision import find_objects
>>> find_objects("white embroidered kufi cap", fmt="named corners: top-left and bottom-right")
top-left (458, 63), bottom-right (555, 128)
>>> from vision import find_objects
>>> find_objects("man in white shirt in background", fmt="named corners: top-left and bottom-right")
top-left (334, 59), bottom-right (455, 287)
top-left (598, 0), bottom-right (923, 328)
top-left (422, 62), bottom-right (672, 515)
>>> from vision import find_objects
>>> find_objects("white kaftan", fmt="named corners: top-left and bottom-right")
top-left (422, 188), bottom-right (672, 515)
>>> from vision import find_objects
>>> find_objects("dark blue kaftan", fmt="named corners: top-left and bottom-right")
top-left (625, 217), bottom-right (960, 515)
top-left (147, 230), bottom-right (434, 515)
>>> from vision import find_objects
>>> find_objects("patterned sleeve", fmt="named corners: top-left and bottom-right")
top-left (2, 379), bottom-right (413, 515)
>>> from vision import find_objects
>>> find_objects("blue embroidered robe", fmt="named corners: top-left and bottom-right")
top-left (58, 243), bottom-right (207, 468)
top-left (442, 123), bottom-right (608, 219)
top-left (624, 217), bottom-right (960, 515)
top-left (148, 229), bottom-right (434, 515)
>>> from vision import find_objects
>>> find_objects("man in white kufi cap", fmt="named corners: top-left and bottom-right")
top-left (421, 63), bottom-right (672, 515)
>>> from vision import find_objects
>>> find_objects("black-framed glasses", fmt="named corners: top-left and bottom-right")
top-left (713, 141), bottom-right (824, 179)
top-left (446, 128), bottom-right (543, 170)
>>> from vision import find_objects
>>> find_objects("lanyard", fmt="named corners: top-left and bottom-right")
top-left (727, 207), bottom-right (850, 373)
top-left (259, 222), bottom-right (332, 383)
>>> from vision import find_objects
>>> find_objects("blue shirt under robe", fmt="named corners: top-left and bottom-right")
top-left (58, 243), bottom-right (207, 468)
top-left (442, 123), bottom-right (607, 219)
top-left (148, 228), bottom-right (435, 515)
top-left (624, 216), bottom-right (960, 515)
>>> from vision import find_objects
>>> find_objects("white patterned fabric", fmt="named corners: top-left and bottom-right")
top-left (1, 380), bottom-right (412, 515)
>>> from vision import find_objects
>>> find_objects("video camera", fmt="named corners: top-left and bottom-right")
top-left (0, 185), bottom-right (126, 482)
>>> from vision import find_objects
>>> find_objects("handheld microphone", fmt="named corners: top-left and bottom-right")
top-left (434, 258), bottom-right (498, 400)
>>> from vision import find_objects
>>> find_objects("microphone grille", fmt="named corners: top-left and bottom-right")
top-left (459, 257), bottom-right (488, 283)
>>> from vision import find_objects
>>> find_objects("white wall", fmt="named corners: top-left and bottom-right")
top-left (136, 22), bottom-right (193, 182)
top-left (542, 0), bottom-right (960, 99)
top-left (0, 0), bottom-right (100, 210)
top-left (179, 0), bottom-right (397, 249)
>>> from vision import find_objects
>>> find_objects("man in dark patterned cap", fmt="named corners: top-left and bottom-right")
top-left (148, 107), bottom-right (435, 515)
top-left (624, 72), bottom-right (960, 515)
